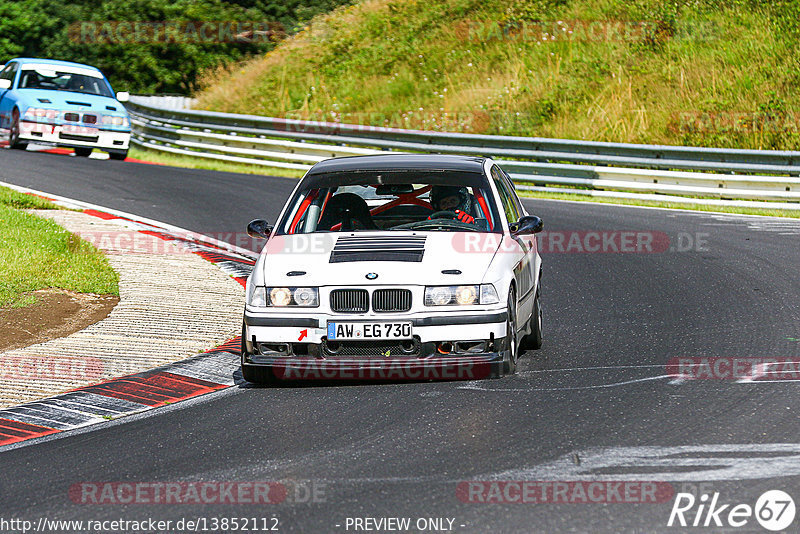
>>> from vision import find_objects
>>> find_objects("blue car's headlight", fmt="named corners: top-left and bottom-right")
top-left (102, 115), bottom-right (129, 127)
top-left (23, 107), bottom-right (57, 122)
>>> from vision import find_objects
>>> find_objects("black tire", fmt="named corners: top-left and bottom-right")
top-left (108, 150), bottom-right (128, 161)
top-left (521, 287), bottom-right (543, 350)
top-left (74, 147), bottom-right (93, 157)
top-left (241, 364), bottom-right (272, 384)
top-left (503, 287), bottom-right (519, 375)
top-left (240, 322), bottom-right (247, 358)
top-left (9, 109), bottom-right (27, 150)
top-left (240, 322), bottom-right (273, 384)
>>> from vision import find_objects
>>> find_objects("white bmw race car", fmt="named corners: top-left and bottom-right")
top-left (241, 154), bottom-right (543, 382)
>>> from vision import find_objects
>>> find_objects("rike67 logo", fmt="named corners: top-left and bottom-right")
top-left (668, 490), bottom-right (795, 531)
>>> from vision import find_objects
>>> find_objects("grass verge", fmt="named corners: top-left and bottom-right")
top-left (195, 0), bottom-right (800, 151)
top-left (129, 146), bottom-right (306, 178)
top-left (0, 187), bottom-right (119, 308)
top-left (520, 190), bottom-right (800, 218)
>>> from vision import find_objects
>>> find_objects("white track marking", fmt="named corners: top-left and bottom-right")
top-left (519, 364), bottom-right (666, 374)
top-left (489, 444), bottom-right (800, 482)
top-left (737, 361), bottom-right (781, 383)
top-left (458, 374), bottom-right (672, 392)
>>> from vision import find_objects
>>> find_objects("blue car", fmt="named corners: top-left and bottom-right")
top-left (0, 58), bottom-right (131, 160)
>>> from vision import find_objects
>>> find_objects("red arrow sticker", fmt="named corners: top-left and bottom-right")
top-left (298, 329), bottom-right (308, 341)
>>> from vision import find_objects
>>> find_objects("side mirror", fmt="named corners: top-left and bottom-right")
top-left (247, 219), bottom-right (273, 239)
top-left (510, 215), bottom-right (543, 235)
top-left (116, 91), bottom-right (130, 102)
top-left (0, 79), bottom-right (11, 90)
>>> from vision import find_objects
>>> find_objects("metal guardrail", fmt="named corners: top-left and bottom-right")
top-left (127, 96), bottom-right (800, 210)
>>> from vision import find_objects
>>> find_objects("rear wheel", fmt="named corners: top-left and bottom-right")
top-left (74, 147), bottom-right (93, 157)
top-left (503, 287), bottom-right (518, 375)
top-left (9, 109), bottom-right (27, 150)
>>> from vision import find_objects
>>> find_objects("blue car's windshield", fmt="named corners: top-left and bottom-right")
top-left (18, 68), bottom-right (113, 98)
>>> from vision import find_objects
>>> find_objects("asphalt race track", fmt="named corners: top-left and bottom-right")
top-left (2, 149), bottom-right (800, 533)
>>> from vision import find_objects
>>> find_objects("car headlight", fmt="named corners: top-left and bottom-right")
top-left (102, 115), bottom-right (129, 127)
top-left (266, 287), bottom-right (319, 307)
top-left (424, 284), bottom-right (499, 306)
top-left (23, 107), bottom-right (57, 121)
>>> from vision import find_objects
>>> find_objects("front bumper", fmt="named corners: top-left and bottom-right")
top-left (19, 120), bottom-right (130, 150)
top-left (242, 354), bottom-right (507, 381)
top-left (243, 310), bottom-right (507, 345)
top-left (242, 309), bottom-right (510, 380)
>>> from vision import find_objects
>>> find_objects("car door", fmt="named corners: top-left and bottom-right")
top-left (491, 165), bottom-right (537, 325)
top-left (0, 62), bottom-right (19, 132)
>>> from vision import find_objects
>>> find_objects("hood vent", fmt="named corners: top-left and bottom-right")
top-left (106, 105), bottom-right (117, 111)
top-left (66, 101), bottom-right (91, 107)
top-left (37, 98), bottom-right (52, 103)
top-left (330, 235), bottom-right (426, 263)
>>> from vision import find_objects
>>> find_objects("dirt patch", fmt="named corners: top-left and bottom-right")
top-left (0, 289), bottom-right (118, 353)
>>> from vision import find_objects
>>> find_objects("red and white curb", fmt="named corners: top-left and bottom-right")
top-left (0, 341), bottom-right (243, 447)
top-left (0, 182), bottom-right (257, 448)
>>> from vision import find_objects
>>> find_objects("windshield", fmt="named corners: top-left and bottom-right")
top-left (18, 68), bottom-right (113, 98)
top-left (276, 170), bottom-right (502, 235)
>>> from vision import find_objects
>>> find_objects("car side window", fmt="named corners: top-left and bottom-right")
top-left (501, 169), bottom-right (526, 216)
top-left (0, 63), bottom-right (17, 83)
top-left (491, 166), bottom-right (520, 224)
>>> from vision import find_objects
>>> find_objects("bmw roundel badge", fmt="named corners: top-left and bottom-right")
top-left (366, 273), bottom-right (378, 280)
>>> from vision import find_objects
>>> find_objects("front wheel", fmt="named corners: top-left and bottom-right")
top-left (503, 287), bottom-right (518, 375)
top-left (9, 109), bottom-right (27, 150)
top-left (241, 364), bottom-right (273, 384)
top-left (108, 149), bottom-right (128, 161)
top-left (241, 322), bottom-right (273, 384)
top-left (74, 147), bottom-right (93, 157)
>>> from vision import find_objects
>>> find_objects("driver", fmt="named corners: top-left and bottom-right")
top-left (429, 185), bottom-right (476, 224)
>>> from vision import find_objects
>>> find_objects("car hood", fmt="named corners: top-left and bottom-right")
top-left (259, 231), bottom-right (501, 286)
top-left (17, 89), bottom-right (127, 114)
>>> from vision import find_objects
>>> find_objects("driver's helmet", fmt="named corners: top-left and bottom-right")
top-left (430, 185), bottom-right (473, 214)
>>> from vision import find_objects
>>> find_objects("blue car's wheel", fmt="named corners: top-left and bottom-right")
top-left (9, 109), bottom-right (27, 150)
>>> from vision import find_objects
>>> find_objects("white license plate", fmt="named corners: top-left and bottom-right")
top-left (327, 322), bottom-right (412, 340)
